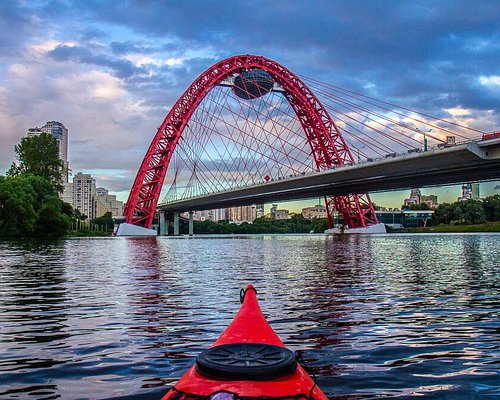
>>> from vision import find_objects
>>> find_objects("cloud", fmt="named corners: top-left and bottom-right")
top-left (0, 2), bottom-right (40, 58)
top-left (1, 0), bottom-right (499, 201)
top-left (48, 44), bottom-right (147, 79)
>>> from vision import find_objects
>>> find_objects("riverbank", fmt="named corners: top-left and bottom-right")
top-left (66, 230), bottom-right (111, 237)
top-left (390, 221), bottom-right (500, 233)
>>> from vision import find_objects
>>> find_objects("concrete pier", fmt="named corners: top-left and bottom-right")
top-left (189, 211), bottom-right (194, 236)
top-left (159, 212), bottom-right (167, 235)
top-left (173, 212), bottom-right (180, 236)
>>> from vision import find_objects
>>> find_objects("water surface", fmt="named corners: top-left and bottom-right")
top-left (0, 234), bottom-right (498, 399)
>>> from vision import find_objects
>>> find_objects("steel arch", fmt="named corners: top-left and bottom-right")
top-left (124, 54), bottom-right (378, 228)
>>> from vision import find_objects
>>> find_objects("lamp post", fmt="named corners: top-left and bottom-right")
top-left (417, 128), bottom-right (432, 151)
top-left (356, 144), bottom-right (366, 163)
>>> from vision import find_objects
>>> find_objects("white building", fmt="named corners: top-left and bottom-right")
top-left (71, 172), bottom-right (97, 220)
top-left (27, 121), bottom-right (69, 182)
top-left (270, 204), bottom-right (291, 220)
top-left (302, 204), bottom-right (327, 219)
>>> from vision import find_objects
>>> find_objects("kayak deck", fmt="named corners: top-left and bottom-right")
top-left (161, 285), bottom-right (328, 399)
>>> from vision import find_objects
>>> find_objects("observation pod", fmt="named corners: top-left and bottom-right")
top-left (232, 69), bottom-right (274, 99)
top-left (162, 285), bottom-right (327, 399)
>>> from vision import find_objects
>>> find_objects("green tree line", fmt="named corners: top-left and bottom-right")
top-left (431, 196), bottom-right (500, 225)
top-left (181, 214), bottom-right (329, 235)
top-left (0, 175), bottom-right (72, 237)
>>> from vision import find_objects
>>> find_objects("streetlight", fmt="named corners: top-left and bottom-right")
top-left (355, 144), bottom-right (366, 163)
top-left (416, 128), bottom-right (432, 151)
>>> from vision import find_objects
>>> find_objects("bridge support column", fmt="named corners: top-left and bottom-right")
top-left (173, 212), bottom-right (180, 236)
top-left (189, 211), bottom-right (194, 236)
top-left (159, 211), bottom-right (167, 236)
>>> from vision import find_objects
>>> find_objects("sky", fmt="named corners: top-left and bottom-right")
top-left (0, 0), bottom-right (499, 211)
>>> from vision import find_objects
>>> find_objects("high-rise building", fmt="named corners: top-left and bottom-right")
top-left (471, 183), bottom-right (480, 199)
top-left (255, 204), bottom-right (265, 219)
top-left (189, 209), bottom-right (226, 222)
top-left (458, 183), bottom-right (480, 202)
top-left (27, 121), bottom-right (69, 182)
top-left (210, 208), bottom-right (227, 222)
top-left (72, 172), bottom-right (96, 219)
top-left (403, 188), bottom-right (421, 208)
top-left (227, 205), bottom-right (257, 223)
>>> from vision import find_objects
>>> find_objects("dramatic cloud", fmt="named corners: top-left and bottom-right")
top-left (0, 0), bottom-right (498, 202)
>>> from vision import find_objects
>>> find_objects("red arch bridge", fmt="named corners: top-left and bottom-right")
top-left (117, 55), bottom-right (500, 236)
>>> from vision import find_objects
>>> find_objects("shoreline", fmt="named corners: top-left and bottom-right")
top-left (388, 221), bottom-right (500, 233)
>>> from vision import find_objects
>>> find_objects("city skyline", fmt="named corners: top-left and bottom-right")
top-left (1, 1), bottom-right (498, 207)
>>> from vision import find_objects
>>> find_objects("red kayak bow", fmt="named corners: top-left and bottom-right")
top-left (162, 285), bottom-right (328, 399)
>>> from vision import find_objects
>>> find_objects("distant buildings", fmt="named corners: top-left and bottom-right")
top-left (188, 204), bottom-right (264, 224)
top-left (191, 209), bottom-right (227, 222)
top-left (27, 121), bottom-right (69, 182)
top-left (96, 188), bottom-right (124, 218)
top-left (270, 204), bottom-right (290, 220)
top-left (403, 188), bottom-right (438, 209)
top-left (421, 194), bottom-right (438, 208)
top-left (458, 183), bottom-right (480, 201)
top-left (403, 188), bottom-right (422, 207)
top-left (226, 204), bottom-right (264, 223)
top-left (62, 173), bottom-right (124, 220)
top-left (302, 204), bottom-right (327, 219)
top-left (227, 205), bottom-right (257, 223)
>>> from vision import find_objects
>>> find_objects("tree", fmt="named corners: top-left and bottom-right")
top-left (34, 195), bottom-right (72, 237)
top-left (0, 175), bottom-right (71, 238)
top-left (482, 195), bottom-right (500, 221)
top-left (8, 132), bottom-right (65, 192)
top-left (456, 199), bottom-right (486, 224)
top-left (74, 209), bottom-right (88, 221)
top-left (0, 176), bottom-right (38, 236)
top-left (432, 203), bottom-right (454, 225)
top-left (91, 212), bottom-right (114, 232)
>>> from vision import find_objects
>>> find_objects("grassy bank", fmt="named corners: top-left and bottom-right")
top-left (392, 221), bottom-right (500, 233)
top-left (66, 230), bottom-right (111, 237)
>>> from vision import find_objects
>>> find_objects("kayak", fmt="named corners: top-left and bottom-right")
top-left (161, 284), bottom-right (328, 399)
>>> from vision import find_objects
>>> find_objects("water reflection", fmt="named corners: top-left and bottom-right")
top-left (0, 234), bottom-right (498, 399)
top-left (0, 240), bottom-right (68, 399)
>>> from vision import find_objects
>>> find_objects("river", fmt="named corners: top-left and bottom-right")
top-left (0, 234), bottom-right (498, 399)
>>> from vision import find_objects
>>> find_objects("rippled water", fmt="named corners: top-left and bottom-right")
top-left (0, 234), bottom-right (498, 399)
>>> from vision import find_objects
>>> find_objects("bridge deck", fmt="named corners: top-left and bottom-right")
top-left (158, 141), bottom-right (500, 213)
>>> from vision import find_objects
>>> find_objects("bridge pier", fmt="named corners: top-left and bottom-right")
top-left (189, 211), bottom-right (194, 236)
top-left (159, 211), bottom-right (167, 236)
top-left (173, 212), bottom-right (180, 236)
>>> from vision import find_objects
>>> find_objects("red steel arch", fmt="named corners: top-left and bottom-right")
top-left (124, 54), bottom-right (378, 228)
